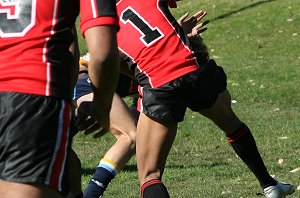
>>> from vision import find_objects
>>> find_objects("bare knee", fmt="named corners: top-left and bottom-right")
top-left (122, 131), bottom-right (136, 151)
top-left (114, 129), bottom-right (136, 152)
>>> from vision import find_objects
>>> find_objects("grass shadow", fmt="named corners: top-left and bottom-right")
top-left (82, 161), bottom-right (229, 175)
top-left (210, 0), bottom-right (276, 22)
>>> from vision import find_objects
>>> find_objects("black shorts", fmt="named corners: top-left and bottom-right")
top-left (73, 71), bottom-right (138, 100)
top-left (0, 92), bottom-right (72, 195)
top-left (73, 71), bottom-right (93, 100)
top-left (139, 59), bottom-right (227, 122)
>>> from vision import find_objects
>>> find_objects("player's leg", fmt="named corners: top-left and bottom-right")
top-left (83, 93), bottom-right (137, 197)
top-left (105, 93), bottom-right (137, 166)
top-left (134, 74), bottom-right (188, 198)
top-left (0, 181), bottom-right (64, 198)
top-left (199, 89), bottom-right (295, 196)
top-left (137, 113), bottom-right (177, 198)
top-left (199, 89), bottom-right (277, 187)
top-left (199, 89), bottom-right (241, 132)
top-left (67, 148), bottom-right (83, 198)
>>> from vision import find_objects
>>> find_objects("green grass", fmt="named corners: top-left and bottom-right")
top-left (73, 0), bottom-right (300, 197)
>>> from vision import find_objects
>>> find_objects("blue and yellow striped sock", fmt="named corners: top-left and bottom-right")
top-left (98, 158), bottom-right (121, 176)
top-left (84, 158), bottom-right (121, 198)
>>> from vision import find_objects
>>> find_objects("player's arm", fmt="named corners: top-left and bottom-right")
top-left (85, 25), bottom-right (119, 106)
top-left (69, 26), bottom-right (80, 89)
top-left (76, 26), bottom-right (119, 137)
top-left (75, 0), bottom-right (120, 137)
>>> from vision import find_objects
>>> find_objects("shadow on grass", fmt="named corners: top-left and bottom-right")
top-left (210, 0), bottom-right (276, 22)
top-left (82, 161), bottom-right (229, 175)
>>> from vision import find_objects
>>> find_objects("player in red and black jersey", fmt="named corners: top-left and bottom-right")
top-left (0, 1), bottom-right (119, 198)
top-left (80, 9), bottom-right (212, 198)
top-left (115, 0), bottom-right (295, 198)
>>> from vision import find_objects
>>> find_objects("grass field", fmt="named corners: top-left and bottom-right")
top-left (73, 0), bottom-right (300, 197)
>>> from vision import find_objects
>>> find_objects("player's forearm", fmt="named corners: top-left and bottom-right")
top-left (89, 54), bottom-right (119, 110)
top-left (85, 26), bottom-right (120, 111)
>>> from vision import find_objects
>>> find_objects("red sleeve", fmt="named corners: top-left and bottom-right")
top-left (80, 17), bottom-right (119, 36)
top-left (80, 0), bottom-right (119, 36)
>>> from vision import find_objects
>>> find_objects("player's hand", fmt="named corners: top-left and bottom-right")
top-left (75, 101), bottom-right (110, 138)
top-left (177, 10), bottom-right (209, 38)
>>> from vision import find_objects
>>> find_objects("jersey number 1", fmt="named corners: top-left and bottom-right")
top-left (120, 6), bottom-right (164, 46)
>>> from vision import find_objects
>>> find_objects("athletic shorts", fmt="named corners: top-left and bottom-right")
top-left (73, 71), bottom-right (138, 100)
top-left (0, 92), bottom-right (72, 195)
top-left (137, 59), bottom-right (227, 122)
top-left (73, 71), bottom-right (93, 100)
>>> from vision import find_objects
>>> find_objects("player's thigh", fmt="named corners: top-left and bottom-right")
top-left (136, 113), bottom-right (178, 183)
top-left (0, 179), bottom-right (64, 198)
top-left (135, 77), bottom-right (186, 183)
top-left (109, 93), bottom-right (137, 138)
top-left (199, 89), bottom-right (242, 133)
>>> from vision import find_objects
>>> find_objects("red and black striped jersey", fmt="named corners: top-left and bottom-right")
top-left (0, 0), bottom-right (118, 101)
top-left (116, 0), bottom-right (199, 88)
